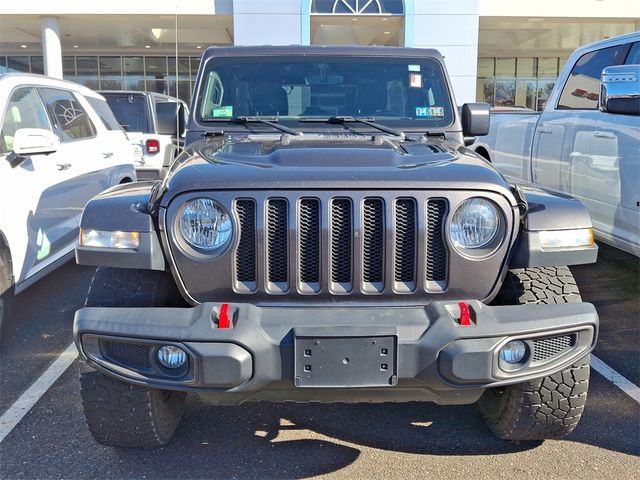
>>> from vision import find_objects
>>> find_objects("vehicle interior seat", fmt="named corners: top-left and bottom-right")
top-left (250, 83), bottom-right (289, 116)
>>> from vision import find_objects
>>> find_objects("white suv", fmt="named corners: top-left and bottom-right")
top-left (0, 74), bottom-right (137, 334)
top-left (100, 91), bottom-right (188, 180)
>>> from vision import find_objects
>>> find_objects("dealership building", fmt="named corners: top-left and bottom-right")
top-left (0, 0), bottom-right (638, 108)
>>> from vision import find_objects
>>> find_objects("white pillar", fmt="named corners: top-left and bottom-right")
top-left (41, 17), bottom-right (63, 79)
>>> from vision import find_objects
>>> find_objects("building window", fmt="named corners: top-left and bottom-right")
top-left (477, 56), bottom-right (565, 111)
top-left (311, 0), bottom-right (404, 14)
top-left (9, 55), bottom-right (200, 104)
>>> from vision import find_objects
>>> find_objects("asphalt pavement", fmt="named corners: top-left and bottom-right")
top-left (0, 244), bottom-right (638, 479)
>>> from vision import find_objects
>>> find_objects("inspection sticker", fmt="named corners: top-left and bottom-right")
top-left (409, 73), bottom-right (423, 88)
top-left (408, 64), bottom-right (421, 72)
top-left (416, 106), bottom-right (445, 117)
top-left (212, 106), bottom-right (233, 117)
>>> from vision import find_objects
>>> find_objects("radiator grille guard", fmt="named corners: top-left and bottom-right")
top-left (165, 190), bottom-right (516, 305)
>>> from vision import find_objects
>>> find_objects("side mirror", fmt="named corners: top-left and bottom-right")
top-left (600, 65), bottom-right (640, 116)
top-left (461, 102), bottom-right (491, 138)
top-left (12, 128), bottom-right (59, 156)
top-left (156, 102), bottom-right (186, 137)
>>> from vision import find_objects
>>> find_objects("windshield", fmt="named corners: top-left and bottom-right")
top-left (196, 55), bottom-right (454, 129)
top-left (103, 94), bottom-right (151, 133)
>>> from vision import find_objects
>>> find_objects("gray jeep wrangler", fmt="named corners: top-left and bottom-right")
top-left (74, 46), bottom-right (599, 448)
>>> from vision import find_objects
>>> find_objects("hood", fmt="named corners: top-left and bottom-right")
top-left (160, 134), bottom-right (513, 206)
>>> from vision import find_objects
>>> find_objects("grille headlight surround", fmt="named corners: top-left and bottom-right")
top-left (178, 198), bottom-right (232, 252)
top-left (450, 198), bottom-right (501, 250)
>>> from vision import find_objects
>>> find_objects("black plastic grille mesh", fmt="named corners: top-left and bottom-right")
top-left (426, 199), bottom-right (447, 282)
top-left (363, 198), bottom-right (384, 283)
top-left (100, 341), bottom-right (152, 369)
top-left (331, 198), bottom-right (352, 283)
top-left (267, 199), bottom-right (288, 283)
top-left (394, 199), bottom-right (416, 283)
top-left (235, 200), bottom-right (256, 283)
top-left (299, 198), bottom-right (321, 284)
top-left (533, 335), bottom-right (574, 362)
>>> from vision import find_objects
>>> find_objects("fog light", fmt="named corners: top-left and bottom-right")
top-left (157, 345), bottom-right (187, 369)
top-left (499, 340), bottom-right (527, 364)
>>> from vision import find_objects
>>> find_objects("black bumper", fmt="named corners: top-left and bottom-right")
top-left (74, 301), bottom-right (598, 405)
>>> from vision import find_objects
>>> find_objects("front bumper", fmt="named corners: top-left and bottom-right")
top-left (74, 300), bottom-right (598, 405)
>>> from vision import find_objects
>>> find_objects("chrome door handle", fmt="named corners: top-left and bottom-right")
top-left (56, 163), bottom-right (71, 171)
top-left (102, 152), bottom-right (113, 159)
top-left (594, 131), bottom-right (616, 139)
top-left (537, 126), bottom-right (553, 134)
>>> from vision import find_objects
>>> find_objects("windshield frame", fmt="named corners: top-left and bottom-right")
top-left (191, 49), bottom-right (457, 134)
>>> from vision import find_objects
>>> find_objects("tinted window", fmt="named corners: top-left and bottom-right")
top-left (85, 96), bottom-right (122, 131)
top-left (197, 55), bottom-right (455, 129)
top-left (103, 94), bottom-right (151, 133)
top-left (40, 88), bottom-right (95, 141)
top-left (0, 87), bottom-right (51, 154)
top-left (558, 45), bottom-right (627, 110)
top-left (625, 42), bottom-right (640, 65)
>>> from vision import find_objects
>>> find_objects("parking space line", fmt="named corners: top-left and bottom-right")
top-left (0, 342), bottom-right (78, 444)
top-left (591, 355), bottom-right (640, 404)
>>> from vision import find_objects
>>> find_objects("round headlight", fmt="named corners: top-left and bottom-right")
top-left (450, 198), bottom-right (499, 249)
top-left (179, 198), bottom-right (232, 251)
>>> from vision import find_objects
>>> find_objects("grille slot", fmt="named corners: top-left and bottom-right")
top-left (330, 198), bottom-right (353, 288)
top-left (532, 335), bottom-right (575, 362)
top-left (362, 198), bottom-right (385, 287)
top-left (426, 199), bottom-right (447, 285)
top-left (299, 198), bottom-right (321, 289)
top-left (394, 198), bottom-right (417, 288)
top-left (266, 199), bottom-right (288, 285)
top-left (235, 199), bottom-right (257, 287)
top-left (99, 340), bottom-right (152, 370)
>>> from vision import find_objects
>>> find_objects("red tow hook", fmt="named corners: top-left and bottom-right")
top-left (217, 303), bottom-right (231, 329)
top-left (458, 302), bottom-right (472, 326)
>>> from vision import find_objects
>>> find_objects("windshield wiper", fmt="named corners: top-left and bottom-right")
top-left (202, 116), bottom-right (303, 136)
top-left (300, 116), bottom-right (407, 140)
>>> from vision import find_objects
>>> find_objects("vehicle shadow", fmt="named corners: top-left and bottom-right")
top-left (111, 380), bottom-right (638, 479)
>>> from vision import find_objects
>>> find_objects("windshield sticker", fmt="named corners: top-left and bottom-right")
top-left (416, 106), bottom-right (445, 117)
top-left (409, 73), bottom-right (423, 88)
top-left (212, 106), bottom-right (233, 117)
top-left (408, 64), bottom-right (421, 72)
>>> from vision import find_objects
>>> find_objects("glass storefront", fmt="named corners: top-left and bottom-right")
top-left (476, 56), bottom-right (569, 110)
top-left (0, 55), bottom-right (201, 104)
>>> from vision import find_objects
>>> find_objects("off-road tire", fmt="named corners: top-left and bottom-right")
top-left (80, 267), bottom-right (187, 448)
top-left (80, 371), bottom-right (186, 447)
top-left (479, 266), bottom-right (591, 440)
top-left (85, 267), bottom-right (186, 308)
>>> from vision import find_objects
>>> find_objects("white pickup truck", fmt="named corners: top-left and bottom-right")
top-left (472, 31), bottom-right (640, 256)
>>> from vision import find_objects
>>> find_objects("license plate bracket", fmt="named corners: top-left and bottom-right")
top-left (294, 336), bottom-right (397, 388)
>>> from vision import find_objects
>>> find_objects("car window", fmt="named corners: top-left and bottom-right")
top-left (0, 87), bottom-right (52, 154)
top-left (39, 88), bottom-right (96, 141)
top-left (625, 42), bottom-right (640, 65)
top-left (557, 44), bottom-right (628, 110)
top-left (85, 96), bottom-right (123, 131)
top-left (103, 94), bottom-right (151, 133)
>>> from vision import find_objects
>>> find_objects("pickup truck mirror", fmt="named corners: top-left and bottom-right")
top-left (600, 65), bottom-right (640, 116)
top-left (156, 102), bottom-right (186, 137)
top-left (461, 102), bottom-right (491, 139)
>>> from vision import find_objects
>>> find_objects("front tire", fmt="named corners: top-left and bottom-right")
top-left (479, 266), bottom-right (591, 440)
top-left (80, 268), bottom-right (187, 448)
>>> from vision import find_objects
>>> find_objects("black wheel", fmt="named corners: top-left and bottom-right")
top-left (0, 248), bottom-right (14, 346)
top-left (80, 267), bottom-right (187, 448)
top-left (479, 266), bottom-right (591, 440)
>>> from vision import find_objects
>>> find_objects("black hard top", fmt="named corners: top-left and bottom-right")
top-left (201, 45), bottom-right (444, 61)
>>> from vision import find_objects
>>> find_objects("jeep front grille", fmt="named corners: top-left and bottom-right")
top-left (233, 194), bottom-right (448, 295)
